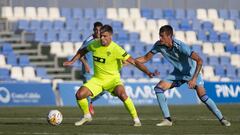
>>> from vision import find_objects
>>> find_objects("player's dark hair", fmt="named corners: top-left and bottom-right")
top-left (159, 25), bottom-right (173, 37)
top-left (93, 21), bottom-right (103, 28)
top-left (100, 25), bottom-right (113, 34)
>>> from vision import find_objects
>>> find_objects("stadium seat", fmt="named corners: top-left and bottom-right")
top-left (46, 30), bottom-right (58, 43)
top-left (225, 42), bottom-right (236, 53)
top-left (84, 8), bottom-right (95, 19)
top-left (191, 44), bottom-right (202, 53)
top-left (146, 19), bottom-right (157, 31)
top-left (197, 8), bottom-right (208, 20)
top-left (225, 65), bottom-right (237, 79)
top-left (65, 19), bottom-right (77, 30)
top-left (129, 8), bottom-right (141, 20)
top-left (141, 8), bottom-right (153, 19)
top-left (18, 55), bottom-right (30, 67)
top-left (50, 42), bottom-right (63, 56)
top-left (202, 66), bottom-right (215, 80)
top-left (6, 53), bottom-right (18, 66)
top-left (140, 31), bottom-right (152, 44)
top-left (62, 42), bottom-right (74, 56)
top-left (129, 32), bottom-right (139, 42)
top-left (134, 19), bottom-right (146, 32)
top-left (219, 56), bottom-right (230, 66)
top-left (219, 9), bottom-right (229, 20)
top-left (37, 7), bottom-right (49, 20)
top-left (163, 9), bottom-right (175, 19)
top-left (219, 32), bottom-right (230, 42)
top-left (29, 20), bottom-right (41, 31)
top-left (2, 43), bottom-right (13, 55)
top-left (192, 19), bottom-right (201, 31)
top-left (49, 7), bottom-right (65, 21)
top-left (208, 31), bottom-right (219, 42)
top-left (153, 9), bottom-right (163, 19)
top-left (53, 20), bottom-right (64, 30)
top-left (11, 66), bottom-right (23, 81)
top-left (236, 19), bottom-right (240, 29)
top-left (208, 56), bottom-right (219, 66)
top-left (117, 31), bottom-right (129, 43)
top-left (197, 30), bottom-right (208, 42)
top-left (132, 68), bottom-right (145, 78)
top-left (72, 8), bottom-right (83, 19)
top-left (74, 42), bottom-right (83, 52)
top-left (180, 19), bottom-right (192, 31)
top-left (174, 31), bottom-right (186, 42)
top-left (36, 67), bottom-right (51, 79)
top-left (60, 8), bottom-right (72, 19)
top-left (17, 20), bottom-right (29, 30)
top-left (96, 8), bottom-right (106, 19)
top-left (214, 65), bottom-right (225, 76)
top-left (169, 20), bottom-right (180, 30)
top-left (121, 66), bottom-right (133, 78)
top-left (112, 21), bottom-right (123, 31)
top-left (0, 68), bottom-right (11, 80)
top-left (208, 9), bottom-right (219, 20)
top-left (230, 30), bottom-right (240, 43)
top-left (186, 9), bottom-right (196, 19)
top-left (34, 30), bottom-right (46, 43)
top-left (107, 8), bottom-right (118, 20)
top-left (69, 30), bottom-right (82, 42)
top-left (157, 19), bottom-right (168, 28)
top-left (213, 19), bottom-right (224, 32)
top-left (13, 7), bottom-right (25, 20)
top-left (185, 31), bottom-right (199, 44)
top-left (202, 42), bottom-right (214, 55)
top-left (202, 21), bottom-right (213, 31)
top-left (230, 54), bottom-right (240, 67)
top-left (1, 6), bottom-right (14, 20)
top-left (42, 20), bottom-right (53, 30)
top-left (224, 20), bottom-right (235, 32)
top-left (58, 30), bottom-right (69, 42)
top-left (0, 54), bottom-right (11, 68)
top-left (25, 7), bottom-right (37, 20)
top-left (23, 66), bottom-right (39, 81)
top-left (229, 9), bottom-right (239, 20)
top-left (118, 8), bottom-right (129, 20)
top-left (236, 44), bottom-right (240, 54)
top-left (176, 9), bottom-right (185, 19)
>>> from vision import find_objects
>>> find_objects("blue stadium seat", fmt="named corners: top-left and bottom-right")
top-left (29, 20), bottom-right (41, 31)
top-left (225, 43), bottom-right (236, 53)
top-left (117, 31), bottom-right (128, 43)
top-left (18, 55), bottom-right (30, 67)
top-left (214, 66), bottom-right (225, 76)
top-left (76, 20), bottom-right (89, 30)
top-left (219, 9), bottom-right (229, 19)
top-left (197, 30), bottom-right (208, 42)
top-left (133, 43), bottom-right (145, 55)
top-left (219, 56), bottom-right (230, 66)
top-left (236, 19), bottom-right (240, 29)
top-left (60, 8), bottom-right (72, 19)
top-left (46, 30), bottom-right (57, 43)
top-left (192, 19), bottom-right (201, 30)
top-left (6, 53), bottom-right (17, 66)
top-left (65, 19), bottom-right (77, 30)
top-left (176, 9), bottom-right (185, 19)
top-left (112, 21), bottom-right (123, 31)
top-left (121, 67), bottom-right (133, 78)
top-left (2, 43), bottom-right (13, 55)
top-left (0, 68), bottom-right (11, 80)
top-left (129, 32), bottom-right (139, 42)
top-left (17, 20), bottom-right (29, 30)
top-left (219, 32), bottom-right (230, 42)
top-left (132, 68), bottom-right (145, 78)
top-left (163, 9), bottom-right (175, 19)
top-left (35, 30), bottom-right (46, 43)
top-left (141, 8), bottom-right (153, 19)
top-left (236, 44), bottom-right (240, 54)
top-left (96, 8), bottom-right (106, 19)
top-left (202, 21), bottom-right (213, 31)
top-left (225, 65), bottom-right (237, 79)
top-left (191, 44), bottom-right (202, 54)
top-left (36, 67), bottom-right (51, 79)
top-left (180, 19), bottom-right (192, 30)
top-left (229, 9), bottom-right (239, 20)
top-left (153, 9), bottom-right (163, 19)
top-left (42, 20), bottom-right (53, 30)
top-left (72, 8), bottom-right (83, 19)
top-left (169, 20), bottom-right (180, 30)
top-left (208, 31), bottom-right (219, 42)
top-left (208, 56), bottom-right (219, 66)
top-left (58, 30), bottom-right (69, 42)
top-left (53, 20), bottom-right (64, 30)
top-left (237, 68), bottom-right (240, 78)
top-left (186, 9), bottom-right (196, 19)
top-left (69, 30), bottom-right (82, 42)
top-left (84, 8), bottom-right (95, 19)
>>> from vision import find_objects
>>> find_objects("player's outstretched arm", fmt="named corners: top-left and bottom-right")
top-left (136, 52), bottom-right (154, 63)
top-left (126, 56), bottom-right (155, 78)
top-left (188, 51), bottom-right (203, 88)
top-left (63, 47), bottom-right (88, 67)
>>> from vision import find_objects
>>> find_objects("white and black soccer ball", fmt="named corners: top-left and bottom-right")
top-left (47, 110), bottom-right (63, 126)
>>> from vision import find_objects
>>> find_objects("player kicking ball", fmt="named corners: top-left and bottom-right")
top-left (136, 25), bottom-right (231, 127)
top-left (63, 25), bottom-right (156, 126)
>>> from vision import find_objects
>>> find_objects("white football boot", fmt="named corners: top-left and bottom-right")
top-left (156, 119), bottom-right (173, 126)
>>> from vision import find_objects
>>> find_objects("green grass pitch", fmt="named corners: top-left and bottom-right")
top-left (0, 104), bottom-right (239, 135)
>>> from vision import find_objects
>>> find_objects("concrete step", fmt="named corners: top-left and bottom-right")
top-left (28, 55), bottom-right (49, 61)
top-left (46, 67), bottom-right (66, 73)
top-left (49, 73), bottom-right (73, 80)
top-left (14, 49), bottom-right (38, 55)
top-left (12, 43), bottom-right (32, 49)
top-left (31, 61), bottom-right (55, 67)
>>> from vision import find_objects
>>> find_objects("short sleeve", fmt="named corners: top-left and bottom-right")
top-left (115, 45), bottom-right (131, 61)
top-left (180, 43), bottom-right (192, 57)
top-left (150, 41), bottom-right (161, 54)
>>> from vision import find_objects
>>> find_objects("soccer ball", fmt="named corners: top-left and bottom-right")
top-left (47, 110), bottom-right (63, 126)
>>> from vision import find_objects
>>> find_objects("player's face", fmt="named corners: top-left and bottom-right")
top-left (93, 26), bottom-right (101, 38)
top-left (100, 31), bottom-right (112, 46)
top-left (159, 32), bottom-right (171, 46)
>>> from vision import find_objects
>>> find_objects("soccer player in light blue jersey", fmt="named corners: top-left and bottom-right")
top-left (77, 22), bottom-right (104, 115)
top-left (137, 25), bottom-right (231, 127)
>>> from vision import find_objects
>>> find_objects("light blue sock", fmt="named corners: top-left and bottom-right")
top-left (200, 95), bottom-right (223, 120)
top-left (155, 87), bottom-right (170, 118)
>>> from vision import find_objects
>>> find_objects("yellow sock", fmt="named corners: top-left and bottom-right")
top-left (77, 98), bottom-right (89, 115)
top-left (123, 97), bottom-right (138, 119)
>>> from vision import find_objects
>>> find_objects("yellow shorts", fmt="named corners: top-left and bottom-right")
top-left (83, 76), bottom-right (123, 98)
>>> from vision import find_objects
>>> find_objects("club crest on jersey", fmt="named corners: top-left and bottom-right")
top-left (107, 51), bottom-right (111, 56)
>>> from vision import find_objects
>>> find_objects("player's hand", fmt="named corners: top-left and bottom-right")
top-left (63, 61), bottom-right (73, 66)
top-left (147, 70), bottom-right (159, 78)
top-left (188, 79), bottom-right (197, 89)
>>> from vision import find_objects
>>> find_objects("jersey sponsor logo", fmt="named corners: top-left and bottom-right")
top-left (93, 56), bottom-right (106, 63)
top-left (122, 52), bottom-right (128, 57)
top-left (107, 51), bottom-right (111, 56)
top-left (215, 84), bottom-right (240, 98)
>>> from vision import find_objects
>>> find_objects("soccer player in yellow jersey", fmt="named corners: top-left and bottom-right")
top-left (63, 25), bottom-right (155, 127)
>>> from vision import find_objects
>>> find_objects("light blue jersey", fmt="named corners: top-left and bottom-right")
top-left (78, 35), bottom-right (94, 81)
top-left (151, 38), bottom-right (203, 86)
